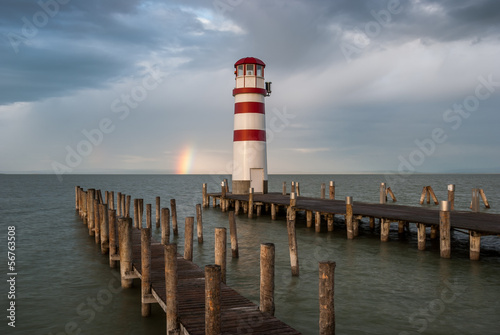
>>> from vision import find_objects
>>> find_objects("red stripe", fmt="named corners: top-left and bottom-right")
top-left (234, 102), bottom-right (265, 114)
top-left (233, 87), bottom-right (267, 96)
top-left (233, 129), bottom-right (266, 142)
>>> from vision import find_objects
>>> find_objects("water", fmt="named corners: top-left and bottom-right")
top-left (1, 174), bottom-right (499, 335)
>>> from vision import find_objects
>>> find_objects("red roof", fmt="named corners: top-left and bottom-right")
top-left (234, 57), bottom-right (266, 67)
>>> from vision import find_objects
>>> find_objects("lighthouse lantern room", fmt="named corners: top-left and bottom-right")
top-left (232, 57), bottom-right (271, 194)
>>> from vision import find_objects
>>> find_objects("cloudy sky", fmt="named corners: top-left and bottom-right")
top-left (1, 0), bottom-right (499, 175)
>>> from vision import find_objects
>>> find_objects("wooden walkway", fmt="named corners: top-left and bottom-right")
top-left (130, 229), bottom-right (301, 335)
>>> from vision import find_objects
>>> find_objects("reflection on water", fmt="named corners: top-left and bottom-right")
top-left (1, 174), bottom-right (499, 335)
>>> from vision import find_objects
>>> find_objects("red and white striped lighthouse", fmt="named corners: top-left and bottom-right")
top-left (232, 57), bottom-right (272, 194)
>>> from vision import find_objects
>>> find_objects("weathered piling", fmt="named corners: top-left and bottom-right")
top-left (386, 187), bottom-right (397, 202)
top-left (134, 199), bottom-right (139, 228)
top-left (87, 189), bottom-right (95, 236)
top-left (315, 211), bottom-right (322, 233)
top-left (380, 218), bottom-right (390, 242)
top-left (321, 183), bottom-right (326, 199)
top-left (75, 186), bottom-right (79, 210)
top-left (327, 214), bottom-right (334, 232)
top-left (319, 261), bottom-right (336, 335)
top-left (260, 243), bottom-right (275, 316)
top-left (447, 184), bottom-right (455, 210)
top-left (221, 181), bottom-right (227, 212)
top-left (108, 209), bottom-right (118, 268)
top-left (141, 227), bottom-right (152, 317)
top-left (271, 203), bottom-right (277, 220)
top-left (228, 211), bottom-right (239, 258)
top-left (479, 189), bottom-right (490, 208)
top-left (125, 195), bottom-right (131, 218)
top-left (146, 204), bottom-right (152, 229)
top-left (417, 223), bottom-right (426, 251)
top-left (205, 265), bottom-right (222, 335)
top-left (117, 192), bottom-right (122, 216)
top-left (139, 199), bottom-right (144, 228)
top-left (286, 206), bottom-right (299, 276)
top-left (202, 183), bottom-right (208, 208)
top-left (440, 201), bottom-right (451, 259)
top-left (470, 231), bottom-right (481, 261)
top-left (345, 197), bottom-right (354, 240)
top-left (196, 204), bottom-right (203, 243)
top-left (155, 196), bottom-right (160, 228)
top-left (184, 217), bottom-right (194, 261)
top-left (215, 227), bottom-right (227, 283)
top-left (165, 243), bottom-right (179, 333)
top-left (471, 188), bottom-right (480, 212)
top-left (296, 182), bottom-right (301, 196)
top-left (118, 217), bottom-right (133, 288)
top-left (161, 208), bottom-right (170, 245)
top-left (109, 191), bottom-right (114, 211)
top-left (170, 199), bottom-right (178, 236)
top-left (380, 183), bottom-right (387, 204)
top-left (290, 191), bottom-right (297, 207)
top-left (306, 210), bottom-right (313, 228)
top-left (99, 203), bottom-right (109, 254)
top-left (94, 198), bottom-right (100, 244)
top-left (329, 181), bottom-right (335, 200)
top-left (248, 187), bottom-right (254, 219)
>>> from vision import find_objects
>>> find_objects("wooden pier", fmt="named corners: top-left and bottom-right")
top-left (205, 185), bottom-right (500, 261)
top-left (74, 186), bottom-right (305, 335)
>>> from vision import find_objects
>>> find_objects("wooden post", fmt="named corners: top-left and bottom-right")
top-left (215, 227), bottom-right (227, 283)
top-left (205, 265), bottom-right (221, 335)
top-left (108, 209), bottom-right (118, 268)
top-left (235, 200), bottom-right (240, 215)
top-left (327, 214), bottom-right (334, 232)
top-left (141, 228), bottom-right (152, 317)
top-left (202, 183), bottom-right (208, 208)
top-left (260, 243), bottom-right (275, 316)
top-left (99, 203), bottom-right (109, 254)
top-left (447, 184), bottom-right (455, 210)
top-left (426, 186), bottom-right (431, 204)
top-left (196, 204), bottom-right (203, 243)
top-left (271, 203), bottom-right (277, 220)
top-left (440, 201), bottom-right (451, 259)
top-left (479, 189), bottom-right (490, 208)
top-left (87, 189), bottom-right (95, 236)
top-left (321, 183), bottom-right (326, 199)
top-left (290, 191), bottom-right (297, 207)
top-left (428, 186), bottom-right (439, 205)
top-left (353, 216), bottom-right (359, 237)
top-left (430, 225), bottom-right (438, 239)
top-left (184, 217), bottom-right (194, 261)
top-left (417, 223), bottom-right (426, 251)
top-left (296, 182), bottom-right (300, 196)
top-left (470, 231), bottom-right (481, 261)
top-left (94, 199), bottom-right (100, 244)
top-left (125, 195), bottom-right (131, 218)
top-left (228, 211), bottom-right (239, 258)
top-left (134, 199), bottom-right (139, 229)
top-left (170, 199), bottom-right (178, 235)
top-left (319, 261), bottom-right (336, 335)
top-left (109, 191), bottom-right (114, 211)
top-left (381, 219), bottom-right (390, 242)
top-left (75, 186), bottom-right (79, 210)
top-left (329, 181), bottom-right (335, 200)
top-left (291, 181), bottom-right (295, 194)
top-left (286, 206), bottom-right (299, 276)
top-left (346, 197), bottom-right (353, 240)
top-left (398, 221), bottom-right (405, 234)
top-left (380, 183), bottom-right (387, 204)
top-left (369, 217), bottom-right (375, 230)
top-left (221, 181), bottom-right (227, 212)
top-left (146, 203), bottom-right (152, 229)
top-left (117, 192), bottom-right (122, 217)
top-left (139, 199), bottom-right (144, 228)
top-left (156, 196), bottom-right (161, 228)
top-left (419, 186), bottom-right (427, 205)
top-left (161, 208), bottom-right (170, 245)
top-left (118, 217), bottom-right (133, 288)
top-left (315, 211), bottom-right (322, 233)
top-left (248, 187), bottom-right (254, 219)
top-left (165, 243), bottom-right (179, 333)
top-left (306, 210), bottom-right (313, 228)
top-left (386, 187), bottom-right (397, 202)
top-left (282, 181), bottom-right (286, 195)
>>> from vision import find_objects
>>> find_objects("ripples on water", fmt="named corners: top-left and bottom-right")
top-left (1, 174), bottom-right (499, 334)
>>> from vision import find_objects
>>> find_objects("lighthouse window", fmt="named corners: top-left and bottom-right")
top-left (256, 65), bottom-right (263, 77)
top-left (237, 65), bottom-right (244, 76)
top-left (246, 64), bottom-right (254, 75)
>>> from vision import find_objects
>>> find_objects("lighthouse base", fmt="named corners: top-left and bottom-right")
top-left (232, 180), bottom-right (268, 195)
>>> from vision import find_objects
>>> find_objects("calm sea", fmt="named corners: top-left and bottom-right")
top-left (1, 174), bottom-right (499, 335)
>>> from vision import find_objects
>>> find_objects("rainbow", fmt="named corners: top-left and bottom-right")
top-left (176, 145), bottom-right (195, 174)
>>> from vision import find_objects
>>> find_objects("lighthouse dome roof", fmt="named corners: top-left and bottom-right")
top-left (234, 57), bottom-right (266, 67)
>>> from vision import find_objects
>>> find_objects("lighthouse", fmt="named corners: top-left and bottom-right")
top-left (232, 57), bottom-right (272, 194)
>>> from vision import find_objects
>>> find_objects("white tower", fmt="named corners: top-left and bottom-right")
top-left (232, 57), bottom-right (271, 194)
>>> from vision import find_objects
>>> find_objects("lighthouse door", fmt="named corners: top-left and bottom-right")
top-left (250, 168), bottom-right (264, 193)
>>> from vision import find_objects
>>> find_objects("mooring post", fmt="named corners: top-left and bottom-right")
top-left (165, 243), bottom-right (179, 333)
top-left (315, 211), bottom-right (322, 233)
top-left (228, 211), bottom-right (239, 258)
top-left (184, 217), bottom-right (194, 261)
top-left (99, 203), bottom-right (109, 254)
top-left (260, 243), bottom-right (275, 316)
top-left (286, 206), bottom-right (299, 276)
top-left (319, 261), bottom-right (336, 335)
top-left (146, 203), bottom-right (152, 229)
top-left (141, 227), bottom-right (152, 317)
top-left (282, 181), bottom-right (287, 195)
top-left (321, 183), bottom-right (326, 199)
top-left (471, 188), bottom-right (480, 212)
top-left (346, 197), bottom-right (354, 240)
top-left (290, 191), bottom-right (297, 207)
top-left (248, 187), bottom-right (254, 219)
top-left (469, 231), bottom-right (481, 261)
top-left (329, 181), bottom-right (335, 200)
top-left (108, 209), bottom-right (118, 268)
top-left (447, 184), bottom-right (455, 211)
top-left (202, 183), bottom-right (208, 208)
top-left (221, 181), bottom-right (227, 212)
top-left (417, 223), bottom-right (426, 251)
top-left (196, 204), bottom-right (203, 243)
top-left (205, 265), bottom-right (221, 335)
top-left (155, 196), bottom-right (161, 228)
top-left (161, 208), bottom-right (170, 245)
top-left (291, 181), bottom-right (295, 194)
top-left (118, 217), bottom-right (133, 288)
top-left (170, 199), bottom-right (178, 235)
top-left (380, 183), bottom-right (387, 204)
top-left (215, 227), bottom-right (227, 283)
top-left (94, 198), bottom-right (100, 244)
top-left (296, 182), bottom-right (301, 196)
top-left (440, 201), bottom-right (451, 258)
